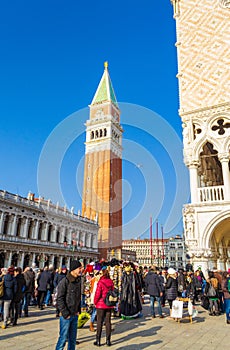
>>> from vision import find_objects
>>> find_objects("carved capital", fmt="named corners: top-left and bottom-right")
top-left (218, 152), bottom-right (230, 162)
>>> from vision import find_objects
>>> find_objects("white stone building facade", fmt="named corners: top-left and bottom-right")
top-left (171, 0), bottom-right (230, 273)
top-left (0, 190), bottom-right (99, 269)
top-left (122, 239), bottom-right (169, 267)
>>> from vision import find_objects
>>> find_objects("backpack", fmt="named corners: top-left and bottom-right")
top-left (0, 276), bottom-right (4, 298)
top-left (207, 284), bottom-right (216, 297)
top-left (104, 289), bottom-right (119, 307)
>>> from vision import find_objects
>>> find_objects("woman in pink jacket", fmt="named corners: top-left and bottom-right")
top-left (93, 267), bottom-right (114, 347)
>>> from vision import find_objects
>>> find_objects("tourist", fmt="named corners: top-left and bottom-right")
top-left (55, 260), bottom-right (82, 350)
top-left (11, 267), bottom-right (26, 325)
top-left (53, 266), bottom-right (67, 317)
top-left (93, 266), bottom-right (114, 347)
top-left (221, 270), bottom-right (230, 324)
top-left (144, 266), bottom-right (164, 318)
top-left (165, 267), bottom-right (178, 317)
top-left (205, 270), bottom-right (220, 316)
top-left (89, 269), bottom-right (100, 332)
top-left (0, 266), bottom-right (17, 329)
top-left (23, 266), bottom-right (35, 316)
top-left (37, 266), bottom-right (51, 310)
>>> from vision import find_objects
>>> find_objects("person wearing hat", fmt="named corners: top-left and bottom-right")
top-left (165, 268), bottom-right (178, 317)
top-left (1, 266), bottom-right (17, 329)
top-left (55, 260), bottom-right (83, 350)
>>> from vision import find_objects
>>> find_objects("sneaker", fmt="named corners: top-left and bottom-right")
top-left (151, 315), bottom-right (156, 319)
top-left (1, 324), bottom-right (6, 329)
top-left (159, 315), bottom-right (164, 318)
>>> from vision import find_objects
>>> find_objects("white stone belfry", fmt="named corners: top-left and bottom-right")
top-left (171, 0), bottom-right (230, 274)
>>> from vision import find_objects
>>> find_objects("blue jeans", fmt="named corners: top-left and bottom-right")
top-left (45, 290), bottom-right (51, 305)
top-left (22, 293), bottom-right (32, 316)
top-left (90, 307), bottom-right (97, 323)
top-left (150, 295), bottom-right (163, 317)
top-left (56, 315), bottom-right (78, 350)
top-left (224, 299), bottom-right (230, 321)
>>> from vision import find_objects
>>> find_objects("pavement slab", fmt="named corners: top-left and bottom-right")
top-left (0, 300), bottom-right (229, 350)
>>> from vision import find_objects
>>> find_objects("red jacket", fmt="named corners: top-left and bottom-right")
top-left (94, 276), bottom-right (114, 309)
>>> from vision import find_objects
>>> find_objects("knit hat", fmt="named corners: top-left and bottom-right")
top-left (61, 265), bottom-right (67, 271)
top-left (70, 260), bottom-right (82, 272)
top-left (167, 268), bottom-right (177, 275)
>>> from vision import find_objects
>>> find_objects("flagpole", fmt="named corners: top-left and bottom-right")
top-left (156, 219), bottom-right (159, 267)
top-left (150, 216), bottom-right (153, 265)
top-left (161, 225), bottom-right (164, 267)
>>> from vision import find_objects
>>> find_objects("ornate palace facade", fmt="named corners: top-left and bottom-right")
top-left (0, 190), bottom-right (99, 269)
top-left (171, 0), bottom-right (230, 273)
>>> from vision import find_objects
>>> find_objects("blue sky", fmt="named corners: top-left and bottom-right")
top-left (0, 0), bottom-right (190, 239)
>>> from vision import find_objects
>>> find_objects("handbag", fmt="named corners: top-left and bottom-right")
top-left (104, 289), bottom-right (119, 307)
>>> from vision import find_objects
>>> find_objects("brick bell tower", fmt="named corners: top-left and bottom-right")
top-left (82, 62), bottom-right (123, 259)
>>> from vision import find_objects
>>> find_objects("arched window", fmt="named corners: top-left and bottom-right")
top-left (104, 128), bottom-right (107, 137)
top-left (16, 217), bottom-right (22, 237)
top-left (47, 224), bottom-right (52, 242)
top-left (3, 214), bottom-right (9, 235)
top-left (91, 131), bottom-right (94, 140)
top-left (28, 220), bottom-right (34, 239)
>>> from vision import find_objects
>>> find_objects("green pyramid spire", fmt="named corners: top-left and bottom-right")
top-left (91, 62), bottom-right (118, 107)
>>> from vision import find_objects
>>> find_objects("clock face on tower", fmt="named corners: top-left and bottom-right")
top-left (220, 0), bottom-right (230, 8)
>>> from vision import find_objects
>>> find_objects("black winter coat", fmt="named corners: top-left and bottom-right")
top-left (54, 272), bottom-right (66, 288)
top-left (14, 274), bottom-right (26, 303)
top-left (57, 272), bottom-right (81, 319)
top-left (165, 276), bottom-right (178, 301)
top-left (24, 270), bottom-right (35, 294)
top-left (144, 271), bottom-right (163, 297)
top-left (3, 273), bottom-right (17, 300)
top-left (37, 270), bottom-right (51, 292)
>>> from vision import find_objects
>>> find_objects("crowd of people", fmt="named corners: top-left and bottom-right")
top-left (0, 259), bottom-right (230, 349)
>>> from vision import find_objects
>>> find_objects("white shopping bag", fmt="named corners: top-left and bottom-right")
top-left (171, 300), bottom-right (183, 318)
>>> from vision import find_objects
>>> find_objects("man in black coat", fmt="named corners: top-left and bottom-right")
top-left (55, 260), bottom-right (83, 350)
top-left (144, 266), bottom-right (164, 318)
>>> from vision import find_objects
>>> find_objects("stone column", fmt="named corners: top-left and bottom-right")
top-left (19, 252), bottom-right (25, 269)
top-left (188, 161), bottom-right (199, 203)
top-left (219, 154), bottom-right (230, 200)
top-left (8, 215), bottom-right (14, 236)
top-left (6, 251), bottom-right (12, 267)
top-left (12, 215), bottom-right (17, 236)
top-left (193, 258), bottom-right (209, 279)
top-left (43, 222), bottom-right (49, 241)
top-left (33, 220), bottom-right (40, 240)
top-left (23, 218), bottom-right (29, 238)
top-left (0, 211), bottom-right (4, 233)
top-left (49, 255), bottom-right (55, 267)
